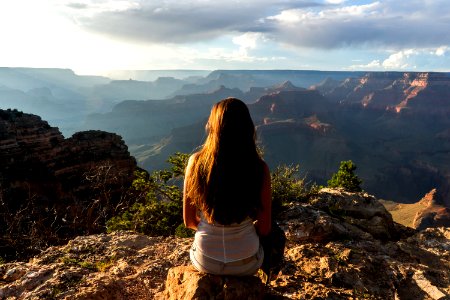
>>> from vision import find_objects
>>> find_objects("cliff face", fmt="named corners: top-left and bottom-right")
top-left (1, 189), bottom-right (448, 299)
top-left (412, 189), bottom-right (450, 230)
top-left (250, 90), bottom-right (330, 125)
top-left (0, 109), bottom-right (136, 260)
top-left (320, 72), bottom-right (450, 115)
top-left (381, 188), bottom-right (450, 231)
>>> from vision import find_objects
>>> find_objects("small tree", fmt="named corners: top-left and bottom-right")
top-left (271, 164), bottom-right (309, 214)
top-left (106, 152), bottom-right (193, 237)
top-left (327, 160), bottom-right (362, 192)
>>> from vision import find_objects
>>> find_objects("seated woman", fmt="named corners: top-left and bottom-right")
top-left (183, 97), bottom-right (272, 276)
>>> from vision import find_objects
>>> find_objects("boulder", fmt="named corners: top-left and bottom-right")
top-left (309, 188), bottom-right (397, 240)
top-left (278, 189), bottom-right (398, 243)
top-left (157, 265), bottom-right (264, 300)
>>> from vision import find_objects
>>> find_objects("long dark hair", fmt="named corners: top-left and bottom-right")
top-left (185, 98), bottom-right (263, 224)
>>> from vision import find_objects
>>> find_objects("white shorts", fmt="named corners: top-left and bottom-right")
top-left (190, 244), bottom-right (264, 276)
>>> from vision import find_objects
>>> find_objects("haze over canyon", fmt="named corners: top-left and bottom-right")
top-left (1, 68), bottom-right (450, 207)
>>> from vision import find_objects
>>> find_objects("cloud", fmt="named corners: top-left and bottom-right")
top-left (232, 32), bottom-right (264, 57)
top-left (60, 0), bottom-right (450, 52)
top-left (346, 60), bottom-right (381, 70)
top-left (435, 46), bottom-right (448, 57)
top-left (382, 49), bottom-right (417, 69)
top-left (325, 0), bottom-right (347, 4)
top-left (61, 0), bottom-right (317, 44)
top-left (266, 0), bottom-right (450, 49)
top-left (179, 33), bottom-right (281, 64)
top-left (346, 46), bottom-right (450, 71)
top-left (66, 3), bottom-right (89, 9)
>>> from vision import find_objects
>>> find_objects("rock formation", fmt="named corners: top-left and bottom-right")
top-left (158, 266), bottom-right (264, 300)
top-left (320, 72), bottom-right (450, 115)
top-left (381, 189), bottom-right (450, 230)
top-left (413, 189), bottom-right (450, 230)
top-left (1, 188), bottom-right (449, 299)
top-left (0, 109), bottom-right (136, 260)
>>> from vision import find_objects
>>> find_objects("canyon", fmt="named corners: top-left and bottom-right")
top-left (3, 68), bottom-right (449, 212)
top-left (87, 71), bottom-right (450, 207)
top-left (1, 74), bottom-right (450, 297)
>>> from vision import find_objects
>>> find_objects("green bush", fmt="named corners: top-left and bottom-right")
top-left (106, 152), bottom-right (189, 236)
top-left (175, 223), bottom-right (195, 238)
top-left (327, 160), bottom-right (363, 192)
top-left (271, 164), bottom-right (309, 214)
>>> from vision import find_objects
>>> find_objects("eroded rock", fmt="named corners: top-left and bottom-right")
top-left (157, 265), bottom-right (264, 300)
top-left (1, 190), bottom-right (449, 299)
top-left (0, 109), bottom-right (137, 260)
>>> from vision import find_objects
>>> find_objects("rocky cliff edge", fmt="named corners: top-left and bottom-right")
top-left (1, 189), bottom-right (449, 299)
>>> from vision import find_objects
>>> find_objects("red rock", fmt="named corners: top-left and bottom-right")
top-left (157, 266), bottom-right (264, 300)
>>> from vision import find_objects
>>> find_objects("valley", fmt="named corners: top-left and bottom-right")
top-left (1, 68), bottom-right (450, 206)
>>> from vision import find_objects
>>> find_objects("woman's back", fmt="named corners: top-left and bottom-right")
top-left (184, 98), bottom-right (266, 225)
top-left (183, 98), bottom-right (272, 275)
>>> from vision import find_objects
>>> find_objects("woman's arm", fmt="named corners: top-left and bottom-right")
top-left (255, 161), bottom-right (272, 236)
top-left (183, 155), bottom-right (200, 230)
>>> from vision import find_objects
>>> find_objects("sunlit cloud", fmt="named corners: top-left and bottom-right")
top-left (435, 46), bottom-right (448, 57)
top-left (346, 46), bottom-right (450, 71)
top-left (346, 60), bottom-right (381, 70)
top-left (382, 49), bottom-right (418, 69)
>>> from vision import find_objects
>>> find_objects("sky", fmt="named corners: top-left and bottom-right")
top-left (1, 0), bottom-right (449, 75)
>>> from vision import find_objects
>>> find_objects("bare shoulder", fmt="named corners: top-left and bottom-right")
top-left (186, 152), bottom-right (199, 173)
top-left (188, 152), bottom-right (199, 165)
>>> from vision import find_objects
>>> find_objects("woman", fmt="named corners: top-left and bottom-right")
top-left (183, 97), bottom-right (272, 276)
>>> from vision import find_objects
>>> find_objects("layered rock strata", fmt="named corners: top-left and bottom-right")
top-left (0, 109), bottom-right (136, 260)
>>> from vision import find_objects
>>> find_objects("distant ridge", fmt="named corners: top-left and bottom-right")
top-left (103, 69), bottom-right (211, 81)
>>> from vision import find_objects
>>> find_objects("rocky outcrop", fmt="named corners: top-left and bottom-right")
top-left (279, 188), bottom-right (398, 242)
top-left (250, 90), bottom-right (330, 124)
top-left (413, 189), bottom-right (450, 230)
top-left (0, 232), bottom-right (191, 300)
top-left (394, 73), bottom-right (450, 114)
top-left (309, 77), bottom-right (341, 95)
top-left (0, 109), bottom-right (136, 260)
top-left (320, 72), bottom-right (450, 114)
top-left (157, 266), bottom-right (264, 300)
top-left (381, 189), bottom-right (450, 231)
top-left (1, 189), bottom-right (449, 299)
